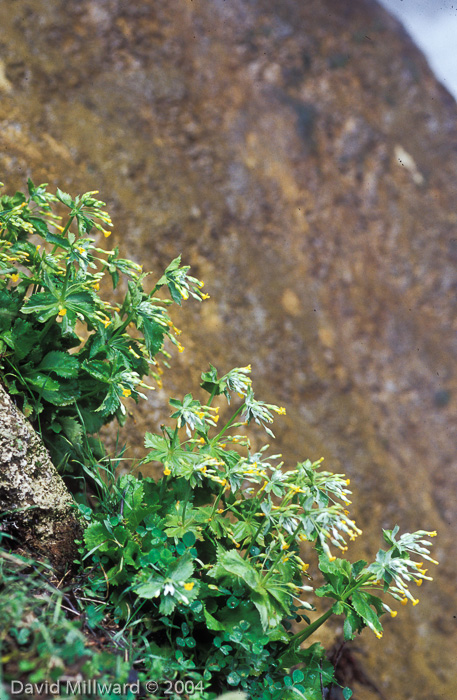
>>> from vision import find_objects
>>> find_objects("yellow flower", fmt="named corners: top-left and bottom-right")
top-left (184, 582), bottom-right (194, 591)
top-left (77, 246), bottom-right (85, 254)
top-left (163, 468), bottom-right (171, 476)
top-left (277, 407), bottom-right (286, 415)
top-left (412, 598), bottom-right (419, 606)
top-left (122, 388), bottom-right (131, 397)
top-left (345, 478), bottom-right (351, 485)
top-left (36, 244), bottom-right (41, 250)
top-left (58, 308), bottom-right (67, 317)
top-left (178, 344), bottom-right (185, 353)
top-left (10, 273), bottom-right (19, 283)
top-left (103, 319), bottom-right (111, 328)
top-left (374, 630), bottom-right (383, 639)
top-left (103, 229), bottom-right (111, 238)
top-left (390, 610), bottom-right (398, 618)
top-left (201, 293), bottom-right (210, 300)
top-left (92, 282), bottom-right (100, 291)
top-left (217, 509), bottom-right (224, 514)
top-left (401, 598), bottom-right (408, 606)
top-left (281, 543), bottom-right (290, 550)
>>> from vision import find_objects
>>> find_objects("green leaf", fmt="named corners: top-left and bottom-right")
top-left (138, 315), bottom-right (165, 358)
top-left (24, 371), bottom-right (60, 393)
top-left (45, 231), bottom-right (71, 250)
top-left (292, 669), bottom-right (304, 683)
top-left (0, 292), bottom-right (21, 332)
top-left (351, 591), bottom-right (383, 637)
top-left (351, 559), bottom-right (368, 577)
top-left (21, 292), bottom-right (60, 322)
top-left (182, 531), bottom-right (196, 547)
top-left (251, 590), bottom-right (281, 630)
top-left (58, 416), bottom-right (83, 444)
top-left (203, 609), bottom-right (225, 631)
top-left (168, 552), bottom-right (194, 582)
top-left (134, 577), bottom-right (164, 599)
top-left (211, 549), bottom-right (260, 590)
top-left (29, 216), bottom-right (49, 237)
top-left (343, 688), bottom-right (353, 699)
top-left (95, 384), bottom-right (121, 416)
top-left (39, 351), bottom-right (79, 378)
top-left (56, 188), bottom-right (73, 207)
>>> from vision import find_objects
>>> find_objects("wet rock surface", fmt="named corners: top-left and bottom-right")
top-left (1, 0), bottom-right (456, 697)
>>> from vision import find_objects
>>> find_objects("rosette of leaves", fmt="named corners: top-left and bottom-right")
top-left (0, 180), bottom-right (205, 470)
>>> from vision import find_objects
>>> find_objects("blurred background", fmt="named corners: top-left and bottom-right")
top-left (0, 1), bottom-right (456, 698)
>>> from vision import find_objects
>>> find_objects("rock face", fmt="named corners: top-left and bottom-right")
top-left (0, 385), bottom-right (82, 570)
top-left (0, 0), bottom-right (455, 697)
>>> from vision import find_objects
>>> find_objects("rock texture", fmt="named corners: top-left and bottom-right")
top-left (0, 384), bottom-right (82, 570)
top-left (0, 0), bottom-right (456, 697)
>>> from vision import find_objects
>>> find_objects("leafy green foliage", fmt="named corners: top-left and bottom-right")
top-left (0, 180), bottom-right (205, 470)
top-left (79, 364), bottom-right (438, 698)
top-left (0, 182), bottom-right (438, 699)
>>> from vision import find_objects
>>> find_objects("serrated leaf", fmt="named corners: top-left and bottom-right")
top-left (22, 292), bottom-right (60, 322)
top-left (39, 351), bottom-right (79, 378)
top-left (95, 384), bottom-right (121, 416)
top-left (211, 549), bottom-right (260, 590)
top-left (28, 216), bottom-right (49, 237)
top-left (56, 188), bottom-right (73, 207)
top-left (58, 416), bottom-right (83, 444)
top-left (24, 371), bottom-right (60, 392)
top-left (45, 231), bottom-right (71, 250)
top-left (351, 591), bottom-right (383, 636)
top-left (138, 316), bottom-right (165, 357)
top-left (203, 609), bottom-right (225, 631)
top-left (133, 577), bottom-right (163, 599)
top-left (168, 552), bottom-right (194, 582)
top-left (3, 318), bottom-right (38, 359)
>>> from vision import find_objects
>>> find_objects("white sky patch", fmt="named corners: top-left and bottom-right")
top-left (378, 0), bottom-right (457, 101)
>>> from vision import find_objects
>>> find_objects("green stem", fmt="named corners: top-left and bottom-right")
top-left (212, 403), bottom-right (244, 443)
top-left (262, 521), bottom-right (302, 585)
top-left (60, 214), bottom-right (75, 238)
top-left (38, 317), bottom-right (56, 340)
top-left (206, 386), bottom-right (218, 408)
top-left (286, 607), bottom-right (335, 649)
top-left (283, 571), bottom-right (376, 652)
top-left (209, 484), bottom-right (227, 521)
top-left (243, 517), bottom-right (266, 560)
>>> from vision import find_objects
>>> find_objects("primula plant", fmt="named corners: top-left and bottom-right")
top-left (0, 180), bottom-right (205, 473)
top-left (0, 183), bottom-right (437, 700)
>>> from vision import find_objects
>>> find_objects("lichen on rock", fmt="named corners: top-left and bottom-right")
top-left (0, 384), bottom-right (82, 570)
